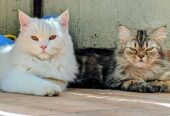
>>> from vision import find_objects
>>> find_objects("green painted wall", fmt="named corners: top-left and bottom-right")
top-left (0, 0), bottom-right (33, 36)
top-left (43, 0), bottom-right (170, 48)
top-left (1, 0), bottom-right (170, 48)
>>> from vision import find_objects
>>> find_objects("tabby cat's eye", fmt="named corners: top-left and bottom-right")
top-left (129, 47), bottom-right (137, 52)
top-left (31, 36), bottom-right (39, 41)
top-left (49, 35), bottom-right (57, 40)
top-left (146, 47), bottom-right (154, 51)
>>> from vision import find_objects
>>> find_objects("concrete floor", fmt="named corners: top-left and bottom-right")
top-left (0, 88), bottom-right (170, 116)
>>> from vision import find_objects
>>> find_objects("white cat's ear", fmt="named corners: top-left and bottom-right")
top-left (19, 10), bottom-right (32, 31)
top-left (57, 10), bottom-right (69, 31)
top-left (151, 26), bottom-right (167, 43)
top-left (119, 25), bottom-right (131, 44)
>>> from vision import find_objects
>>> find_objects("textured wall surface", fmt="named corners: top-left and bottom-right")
top-left (1, 0), bottom-right (170, 48)
top-left (0, 0), bottom-right (33, 36)
top-left (43, 0), bottom-right (170, 48)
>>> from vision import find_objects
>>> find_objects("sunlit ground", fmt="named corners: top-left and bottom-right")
top-left (71, 92), bottom-right (170, 108)
top-left (0, 89), bottom-right (170, 115)
top-left (0, 111), bottom-right (28, 116)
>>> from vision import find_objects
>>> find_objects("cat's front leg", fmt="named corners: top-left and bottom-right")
top-left (44, 65), bottom-right (75, 82)
top-left (0, 71), bottom-right (62, 96)
top-left (108, 78), bottom-right (164, 93)
top-left (44, 78), bottom-right (68, 91)
top-left (124, 79), bottom-right (166, 93)
top-left (148, 80), bottom-right (170, 92)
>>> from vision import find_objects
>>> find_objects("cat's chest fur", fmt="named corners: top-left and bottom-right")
top-left (121, 65), bottom-right (164, 80)
top-left (12, 52), bottom-right (72, 81)
top-left (27, 57), bottom-right (62, 78)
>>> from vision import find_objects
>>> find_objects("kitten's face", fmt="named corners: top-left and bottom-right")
top-left (18, 10), bottom-right (70, 60)
top-left (118, 26), bottom-right (167, 68)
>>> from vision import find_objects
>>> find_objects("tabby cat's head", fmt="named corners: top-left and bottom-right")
top-left (117, 25), bottom-right (167, 68)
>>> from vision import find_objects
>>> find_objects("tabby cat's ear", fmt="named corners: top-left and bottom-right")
top-left (19, 10), bottom-right (32, 32)
top-left (119, 25), bottom-right (131, 44)
top-left (57, 10), bottom-right (69, 31)
top-left (151, 26), bottom-right (167, 43)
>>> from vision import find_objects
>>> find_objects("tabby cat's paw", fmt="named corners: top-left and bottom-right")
top-left (35, 82), bottom-right (62, 96)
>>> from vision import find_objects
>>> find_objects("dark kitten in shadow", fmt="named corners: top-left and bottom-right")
top-left (68, 48), bottom-right (116, 89)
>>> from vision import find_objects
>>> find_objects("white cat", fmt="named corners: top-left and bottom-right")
top-left (0, 10), bottom-right (78, 96)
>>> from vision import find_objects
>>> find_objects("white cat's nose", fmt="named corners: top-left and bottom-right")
top-left (40, 45), bottom-right (47, 50)
top-left (39, 41), bottom-right (48, 50)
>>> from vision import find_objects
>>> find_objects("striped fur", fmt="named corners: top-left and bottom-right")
top-left (136, 30), bottom-right (148, 48)
top-left (68, 48), bottom-right (116, 89)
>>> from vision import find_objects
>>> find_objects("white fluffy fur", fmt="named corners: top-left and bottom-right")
top-left (0, 10), bottom-right (78, 96)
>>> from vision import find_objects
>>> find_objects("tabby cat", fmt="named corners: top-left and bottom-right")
top-left (106, 25), bottom-right (170, 93)
top-left (69, 48), bottom-right (116, 89)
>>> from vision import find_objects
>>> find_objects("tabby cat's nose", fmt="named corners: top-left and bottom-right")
top-left (138, 54), bottom-right (144, 59)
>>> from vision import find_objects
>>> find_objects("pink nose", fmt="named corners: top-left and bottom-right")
top-left (40, 45), bottom-right (47, 50)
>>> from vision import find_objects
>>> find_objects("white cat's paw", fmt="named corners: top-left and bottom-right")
top-left (35, 82), bottom-right (62, 96)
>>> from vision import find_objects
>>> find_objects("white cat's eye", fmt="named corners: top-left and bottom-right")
top-left (49, 35), bottom-right (57, 40)
top-left (31, 36), bottom-right (39, 41)
top-left (146, 47), bottom-right (154, 51)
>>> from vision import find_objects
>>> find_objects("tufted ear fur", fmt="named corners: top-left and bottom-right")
top-left (151, 26), bottom-right (167, 44)
top-left (57, 10), bottom-right (69, 31)
top-left (19, 10), bottom-right (32, 31)
top-left (119, 25), bottom-right (132, 45)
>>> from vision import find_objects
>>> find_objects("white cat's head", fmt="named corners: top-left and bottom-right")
top-left (17, 10), bottom-right (73, 60)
